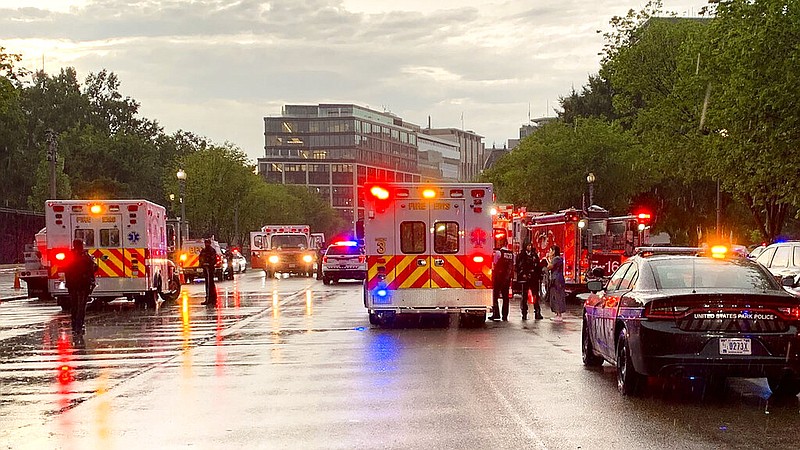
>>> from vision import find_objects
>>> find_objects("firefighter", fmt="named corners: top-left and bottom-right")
top-left (490, 237), bottom-right (514, 321)
top-left (65, 239), bottom-right (97, 337)
top-left (199, 239), bottom-right (218, 306)
top-left (515, 242), bottom-right (544, 320)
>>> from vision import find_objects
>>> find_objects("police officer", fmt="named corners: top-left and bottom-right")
top-left (199, 239), bottom-right (218, 306)
top-left (65, 239), bottom-right (97, 336)
top-left (490, 238), bottom-right (514, 321)
top-left (515, 242), bottom-right (544, 320)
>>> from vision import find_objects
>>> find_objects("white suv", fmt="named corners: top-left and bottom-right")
top-left (755, 241), bottom-right (800, 292)
top-left (321, 241), bottom-right (366, 285)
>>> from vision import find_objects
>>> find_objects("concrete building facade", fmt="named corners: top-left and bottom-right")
top-left (258, 104), bottom-right (420, 230)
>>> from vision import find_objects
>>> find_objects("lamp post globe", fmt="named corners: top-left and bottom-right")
top-left (586, 172), bottom-right (595, 206)
top-left (177, 169), bottom-right (187, 245)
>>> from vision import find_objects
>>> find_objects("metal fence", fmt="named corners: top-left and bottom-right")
top-left (0, 208), bottom-right (45, 264)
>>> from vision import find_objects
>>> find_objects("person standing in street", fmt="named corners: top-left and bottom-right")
top-left (490, 238), bottom-right (514, 321)
top-left (65, 239), bottom-right (97, 337)
top-left (199, 239), bottom-right (218, 306)
top-left (546, 245), bottom-right (567, 322)
top-left (515, 242), bottom-right (544, 320)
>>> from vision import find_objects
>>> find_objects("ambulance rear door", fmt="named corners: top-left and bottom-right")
top-left (394, 192), bottom-right (465, 290)
top-left (70, 207), bottom-right (131, 292)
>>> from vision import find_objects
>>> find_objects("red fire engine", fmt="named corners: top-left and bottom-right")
top-left (515, 205), bottom-right (651, 295)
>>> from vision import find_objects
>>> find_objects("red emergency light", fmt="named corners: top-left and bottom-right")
top-left (370, 186), bottom-right (390, 200)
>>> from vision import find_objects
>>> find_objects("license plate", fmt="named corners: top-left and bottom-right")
top-left (288, 263), bottom-right (296, 268)
top-left (719, 338), bottom-right (751, 355)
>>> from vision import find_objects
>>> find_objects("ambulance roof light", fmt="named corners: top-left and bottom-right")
top-left (90, 204), bottom-right (102, 214)
top-left (422, 189), bottom-right (436, 199)
top-left (370, 186), bottom-right (390, 200)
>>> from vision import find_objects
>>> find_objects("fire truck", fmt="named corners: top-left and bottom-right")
top-left (44, 199), bottom-right (179, 310)
top-left (517, 205), bottom-right (650, 295)
top-left (492, 203), bottom-right (514, 251)
top-left (249, 225), bottom-right (317, 277)
top-left (363, 182), bottom-right (494, 327)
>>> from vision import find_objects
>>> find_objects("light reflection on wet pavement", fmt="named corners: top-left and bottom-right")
top-left (3, 273), bottom-right (800, 449)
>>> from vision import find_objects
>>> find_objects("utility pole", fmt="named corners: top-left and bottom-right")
top-left (45, 129), bottom-right (57, 199)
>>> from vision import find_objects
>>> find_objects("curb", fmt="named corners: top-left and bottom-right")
top-left (0, 295), bottom-right (28, 302)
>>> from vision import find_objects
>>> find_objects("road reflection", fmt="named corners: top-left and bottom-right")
top-left (56, 332), bottom-right (75, 449)
top-left (180, 292), bottom-right (192, 378)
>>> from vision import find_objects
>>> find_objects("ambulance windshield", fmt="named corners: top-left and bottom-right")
top-left (271, 234), bottom-right (307, 249)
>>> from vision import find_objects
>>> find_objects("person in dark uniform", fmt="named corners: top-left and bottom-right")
top-left (199, 239), bottom-right (218, 306)
top-left (515, 242), bottom-right (544, 320)
top-left (224, 248), bottom-right (235, 280)
top-left (65, 239), bottom-right (97, 336)
top-left (490, 238), bottom-right (514, 321)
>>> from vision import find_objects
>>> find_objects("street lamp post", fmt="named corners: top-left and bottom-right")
top-left (586, 173), bottom-right (596, 267)
top-left (177, 169), bottom-right (187, 247)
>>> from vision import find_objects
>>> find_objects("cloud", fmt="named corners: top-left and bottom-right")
top-left (0, 0), bottom-right (711, 160)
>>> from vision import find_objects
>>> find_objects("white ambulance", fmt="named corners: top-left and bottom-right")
top-left (363, 182), bottom-right (494, 326)
top-left (45, 199), bottom-right (178, 310)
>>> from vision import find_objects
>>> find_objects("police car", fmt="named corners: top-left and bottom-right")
top-left (582, 245), bottom-right (800, 397)
top-left (321, 241), bottom-right (366, 285)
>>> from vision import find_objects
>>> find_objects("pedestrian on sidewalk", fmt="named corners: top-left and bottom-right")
top-left (199, 239), bottom-right (218, 306)
top-left (490, 238), bottom-right (513, 321)
top-left (65, 239), bottom-right (97, 336)
top-left (546, 245), bottom-right (567, 322)
top-left (515, 242), bottom-right (544, 320)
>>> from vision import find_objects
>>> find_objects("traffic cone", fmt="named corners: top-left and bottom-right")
top-left (179, 271), bottom-right (185, 284)
top-left (13, 269), bottom-right (21, 290)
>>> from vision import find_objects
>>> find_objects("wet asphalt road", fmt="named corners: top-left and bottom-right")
top-left (1, 271), bottom-right (800, 450)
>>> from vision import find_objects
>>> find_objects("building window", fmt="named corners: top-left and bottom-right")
top-left (332, 186), bottom-right (353, 207)
top-left (284, 164), bottom-right (306, 184)
top-left (400, 221), bottom-right (426, 254)
top-left (308, 164), bottom-right (330, 184)
top-left (265, 163), bottom-right (283, 183)
top-left (331, 164), bottom-right (353, 185)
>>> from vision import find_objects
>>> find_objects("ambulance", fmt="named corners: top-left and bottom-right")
top-left (363, 182), bottom-right (494, 326)
top-left (176, 237), bottom-right (224, 283)
top-left (249, 225), bottom-right (319, 277)
top-left (44, 199), bottom-right (178, 310)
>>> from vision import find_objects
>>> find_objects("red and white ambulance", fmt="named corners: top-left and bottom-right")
top-left (44, 199), bottom-right (177, 309)
top-left (363, 182), bottom-right (494, 326)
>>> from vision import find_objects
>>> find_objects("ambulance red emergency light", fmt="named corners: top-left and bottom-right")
top-left (44, 199), bottom-right (178, 310)
top-left (363, 182), bottom-right (494, 327)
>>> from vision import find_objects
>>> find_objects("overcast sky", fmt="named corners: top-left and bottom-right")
top-left (1, 0), bottom-right (710, 162)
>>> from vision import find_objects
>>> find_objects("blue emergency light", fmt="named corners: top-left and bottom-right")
top-left (335, 240), bottom-right (358, 246)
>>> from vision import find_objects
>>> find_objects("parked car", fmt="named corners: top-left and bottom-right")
top-left (582, 246), bottom-right (800, 397)
top-left (755, 241), bottom-right (800, 292)
top-left (222, 248), bottom-right (247, 279)
top-left (321, 241), bottom-right (366, 285)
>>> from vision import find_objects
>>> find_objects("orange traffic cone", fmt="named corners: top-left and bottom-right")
top-left (179, 271), bottom-right (185, 285)
top-left (13, 269), bottom-right (21, 290)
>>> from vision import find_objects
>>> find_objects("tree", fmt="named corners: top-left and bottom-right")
top-left (482, 119), bottom-right (643, 215)
top-left (700, 0), bottom-right (800, 241)
top-left (558, 75), bottom-right (617, 125)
